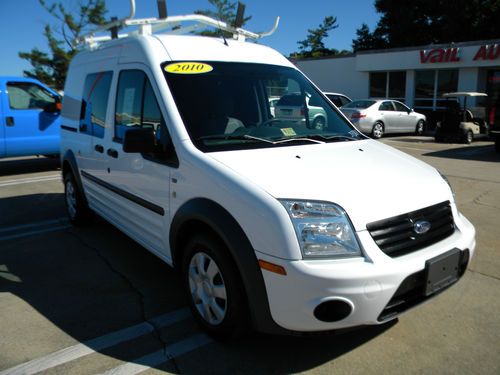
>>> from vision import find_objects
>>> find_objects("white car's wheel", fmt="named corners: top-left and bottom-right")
top-left (64, 172), bottom-right (93, 225)
top-left (415, 120), bottom-right (425, 135)
top-left (182, 234), bottom-right (248, 338)
top-left (372, 122), bottom-right (384, 139)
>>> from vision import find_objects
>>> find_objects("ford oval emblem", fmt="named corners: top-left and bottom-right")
top-left (413, 220), bottom-right (431, 235)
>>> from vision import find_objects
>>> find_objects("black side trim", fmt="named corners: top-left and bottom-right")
top-left (61, 125), bottom-right (78, 133)
top-left (170, 198), bottom-right (289, 335)
top-left (81, 170), bottom-right (165, 216)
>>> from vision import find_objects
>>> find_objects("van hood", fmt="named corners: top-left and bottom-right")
top-left (208, 140), bottom-right (452, 231)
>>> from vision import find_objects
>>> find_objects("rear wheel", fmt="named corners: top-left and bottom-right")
top-left (182, 234), bottom-right (248, 339)
top-left (495, 136), bottom-right (500, 153)
top-left (312, 116), bottom-right (326, 130)
top-left (464, 130), bottom-right (473, 144)
top-left (64, 172), bottom-right (93, 225)
top-left (372, 122), bottom-right (384, 139)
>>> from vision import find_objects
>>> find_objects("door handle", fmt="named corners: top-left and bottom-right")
top-left (94, 144), bottom-right (104, 153)
top-left (6, 116), bottom-right (14, 126)
top-left (107, 148), bottom-right (119, 158)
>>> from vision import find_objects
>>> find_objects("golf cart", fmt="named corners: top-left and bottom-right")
top-left (435, 92), bottom-right (488, 144)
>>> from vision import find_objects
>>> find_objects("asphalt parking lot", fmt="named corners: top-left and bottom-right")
top-left (0, 136), bottom-right (499, 375)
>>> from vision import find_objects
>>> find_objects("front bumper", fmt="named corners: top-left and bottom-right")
top-left (257, 211), bottom-right (476, 332)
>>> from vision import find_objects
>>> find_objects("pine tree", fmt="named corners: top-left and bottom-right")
top-left (19, 0), bottom-right (108, 90)
top-left (194, 0), bottom-right (251, 38)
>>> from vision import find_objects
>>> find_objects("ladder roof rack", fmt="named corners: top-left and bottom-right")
top-left (75, 0), bottom-right (279, 49)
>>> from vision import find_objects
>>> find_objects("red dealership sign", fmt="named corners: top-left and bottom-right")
top-left (420, 44), bottom-right (500, 63)
top-left (420, 48), bottom-right (460, 63)
top-left (473, 44), bottom-right (500, 60)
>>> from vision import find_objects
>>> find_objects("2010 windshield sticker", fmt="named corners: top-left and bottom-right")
top-left (165, 62), bottom-right (213, 74)
top-left (280, 128), bottom-right (296, 136)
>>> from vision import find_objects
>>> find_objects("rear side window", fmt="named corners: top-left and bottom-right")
top-left (80, 72), bottom-right (113, 138)
top-left (379, 101), bottom-right (395, 111)
top-left (7, 82), bottom-right (56, 110)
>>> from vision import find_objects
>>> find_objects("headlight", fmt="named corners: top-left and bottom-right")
top-left (280, 200), bottom-right (362, 259)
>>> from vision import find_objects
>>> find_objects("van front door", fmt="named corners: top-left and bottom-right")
top-left (103, 69), bottom-right (177, 260)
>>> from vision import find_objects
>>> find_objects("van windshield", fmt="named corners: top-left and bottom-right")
top-left (163, 61), bottom-right (362, 151)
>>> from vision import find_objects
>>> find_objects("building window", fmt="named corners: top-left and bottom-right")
top-left (414, 70), bottom-right (458, 110)
top-left (369, 71), bottom-right (406, 101)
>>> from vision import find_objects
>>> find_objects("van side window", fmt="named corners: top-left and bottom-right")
top-left (81, 72), bottom-right (113, 138)
top-left (115, 70), bottom-right (176, 165)
top-left (7, 82), bottom-right (56, 110)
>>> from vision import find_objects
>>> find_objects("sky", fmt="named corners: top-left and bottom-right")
top-left (0, 0), bottom-right (380, 77)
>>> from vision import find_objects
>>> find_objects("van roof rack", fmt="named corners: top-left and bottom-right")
top-left (75, 0), bottom-right (280, 49)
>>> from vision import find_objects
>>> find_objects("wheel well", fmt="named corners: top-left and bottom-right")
top-left (172, 219), bottom-right (222, 269)
top-left (62, 160), bottom-right (72, 178)
top-left (374, 120), bottom-right (384, 128)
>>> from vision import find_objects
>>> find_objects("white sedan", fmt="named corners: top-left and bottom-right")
top-left (341, 99), bottom-right (426, 139)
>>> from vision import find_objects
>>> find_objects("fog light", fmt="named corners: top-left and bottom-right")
top-left (314, 299), bottom-right (353, 322)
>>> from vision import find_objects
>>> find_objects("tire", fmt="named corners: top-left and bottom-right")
top-left (64, 172), bottom-right (93, 226)
top-left (464, 130), bottom-right (473, 144)
top-left (182, 234), bottom-right (249, 339)
top-left (371, 122), bottom-right (384, 139)
top-left (495, 136), bottom-right (500, 153)
top-left (415, 120), bottom-right (425, 136)
top-left (312, 116), bottom-right (326, 130)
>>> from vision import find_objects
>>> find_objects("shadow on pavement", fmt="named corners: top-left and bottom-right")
top-left (0, 193), bottom-right (394, 373)
top-left (424, 144), bottom-right (500, 163)
top-left (0, 156), bottom-right (60, 177)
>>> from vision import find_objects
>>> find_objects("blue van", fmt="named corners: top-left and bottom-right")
top-left (0, 77), bottom-right (61, 158)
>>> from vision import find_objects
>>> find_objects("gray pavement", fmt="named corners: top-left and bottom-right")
top-left (0, 139), bottom-right (499, 374)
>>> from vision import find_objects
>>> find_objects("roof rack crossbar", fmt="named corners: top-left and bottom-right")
top-left (75, 0), bottom-right (279, 48)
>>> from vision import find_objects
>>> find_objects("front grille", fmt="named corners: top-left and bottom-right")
top-left (367, 201), bottom-right (455, 257)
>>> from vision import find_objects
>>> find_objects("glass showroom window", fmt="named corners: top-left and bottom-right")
top-left (414, 70), bottom-right (458, 110)
top-left (369, 71), bottom-right (406, 101)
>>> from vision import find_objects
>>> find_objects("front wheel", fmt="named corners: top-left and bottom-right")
top-left (415, 120), bottom-right (425, 136)
top-left (372, 122), bottom-right (384, 139)
top-left (182, 234), bottom-right (248, 339)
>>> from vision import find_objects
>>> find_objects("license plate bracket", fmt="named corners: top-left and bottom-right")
top-left (424, 248), bottom-right (461, 296)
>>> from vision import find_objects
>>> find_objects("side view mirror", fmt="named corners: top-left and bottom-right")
top-left (123, 128), bottom-right (156, 153)
top-left (44, 98), bottom-right (62, 113)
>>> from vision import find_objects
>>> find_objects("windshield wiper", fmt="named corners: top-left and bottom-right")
top-left (273, 134), bottom-right (360, 143)
top-left (197, 134), bottom-right (273, 143)
top-left (198, 134), bottom-right (326, 145)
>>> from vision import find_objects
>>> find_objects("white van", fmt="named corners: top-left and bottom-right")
top-left (60, 2), bottom-right (476, 338)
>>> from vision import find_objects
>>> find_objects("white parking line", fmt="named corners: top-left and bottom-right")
top-left (99, 334), bottom-right (212, 375)
top-left (0, 174), bottom-right (60, 187)
top-left (0, 309), bottom-right (192, 375)
top-left (0, 218), bottom-right (70, 242)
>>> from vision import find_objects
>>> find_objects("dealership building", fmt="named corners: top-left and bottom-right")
top-left (294, 39), bottom-right (500, 126)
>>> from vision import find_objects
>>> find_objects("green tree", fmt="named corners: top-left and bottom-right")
top-left (351, 23), bottom-right (386, 52)
top-left (19, 0), bottom-right (108, 90)
top-left (291, 16), bottom-right (349, 59)
top-left (352, 0), bottom-right (500, 51)
top-left (194, 0), bottom-right (251, 37)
